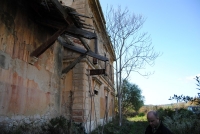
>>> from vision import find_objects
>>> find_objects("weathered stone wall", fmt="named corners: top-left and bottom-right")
top-left (60, 1), bottom-right (115, 132)
top-left (0, 0), bottom-right (116, 132)
top-left (0, 0), bottom-right (62, 123)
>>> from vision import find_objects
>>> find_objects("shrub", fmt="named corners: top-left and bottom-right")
top-left (91, 117), bottom-right (148, 134)
top-left (0, 116), bottom-right (86, 134)
top-left (163, 109), bottom-right (200, 134)
top-left (157, 108), bottom-right (175, 121)
top-left (137, 112), bottom-right (145, 117)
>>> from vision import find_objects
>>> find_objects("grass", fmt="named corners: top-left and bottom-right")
top-left (91, 116), bottom-right (148, 134)
top-left (127, 115), bottom-right (147, 122)
top-left (127, 115), bottom-right (148, 134)
top-left (128, 121), bottom-right (148, 134)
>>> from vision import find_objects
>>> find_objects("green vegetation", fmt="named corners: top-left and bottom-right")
top-left (169, 76), bottom-right (200, 105)
top-left (0, 116), bottom-right (86, 134)
top-left (91, 106), bottom-right (200, 134)
top-left (2, 108), bottom-right (200, 134)
top-left (163, 109), bottom-right (200, 134)
top-left (121, 80), bottom-right (144, 115)
top-left (127, 114), bottom-right (147, 122)
top-left (91, 117), bottom-right (148, 134)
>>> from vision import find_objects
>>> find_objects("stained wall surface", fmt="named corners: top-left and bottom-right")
top-left (0, 0), bottom-right (115, 132)
top-left (60, 0), bottom-right (116, 131)
top-left (0, 0), bottom-right (63, 121)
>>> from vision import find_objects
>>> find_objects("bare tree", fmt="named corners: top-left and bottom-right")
top-left (105, 6), bottom-right (160, 126)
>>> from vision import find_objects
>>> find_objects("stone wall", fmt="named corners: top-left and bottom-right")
top-left (60, 0), bottom-right (115, 132)
top-left (0, 0), bottom-right (62, 121)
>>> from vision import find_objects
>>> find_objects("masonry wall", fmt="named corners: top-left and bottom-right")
top-left (0, 0), bottom-right (63, 122)
top-left (60, 0), bottom-right (116, 132)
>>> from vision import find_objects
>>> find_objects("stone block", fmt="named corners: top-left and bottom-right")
top-left (76, 9), bottom-right (85, 14)
top-left (75, 3), bottom-right (85, 9)
top-left (73, 0), bottom-right (85, 5)
top-left (72, 109), bottom-right (83, 116)
top-left (72, 103), bottom-right (83, 109)
top-left (73, 73), bottom-right (88, 80)
top-left (73, 67), bottom-right (87, 74)
top-left (73, 91), bottom-right (84, 97)
top-left (84, 109), bottom-right (89, 116)
top-left (73, 80), bottom-right (89, 87)
top-left (73, 97), bottom-right (83, 103)
top-left (73, 86), bottom-right (85, 91)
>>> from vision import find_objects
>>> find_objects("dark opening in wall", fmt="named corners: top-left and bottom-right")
top-left (94, 90), bottom-right (98, 95)
top-left (0, 55), bottom-right (6, 69)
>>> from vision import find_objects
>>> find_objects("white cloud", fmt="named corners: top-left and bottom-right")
top-left (185, 74), bottom-right (200, 81)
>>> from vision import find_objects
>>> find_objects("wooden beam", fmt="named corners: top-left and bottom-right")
top-left (36, 19), bottom-right (96, 40)
top-left (69, 11), bottom-right (92, 18)
top-left (66, 25), bottom-right (97, 39)
top-left (77, 37), bottom-right (90, 51)
top-left (50, 0), bottom-right (73, 25)
top-left (93, 37), bottom-right (98, 64)
top-left (30, 27), bottom-right (67, 58)
top-left (58, 37), bottom-right (108, 61)
top-left (62, 54), bottom-right (86, 76)
top-left (90, 69), bottom-right (105, 75)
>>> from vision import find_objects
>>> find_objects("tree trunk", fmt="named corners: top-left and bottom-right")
top-left (115, 61), bottom-right (122, 126)
top-left (118, 95), bottom-right (122, 126)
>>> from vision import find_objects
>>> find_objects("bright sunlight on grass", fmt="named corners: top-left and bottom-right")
top-left (127, 115), bottom-right (147, 122)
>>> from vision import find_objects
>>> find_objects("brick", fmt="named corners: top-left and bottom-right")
top-left (75, 4), bottom-right (85, 9)
top-left (72, 110), bottom-right (83, 116)
top-left (73, 91), bottom-right (84, 97)
top-left (72, 116), bottom-right (83, 122)
top-left (73, 98), bottom-right (83, 103)
top-left (72, 103), bottom-right (83, 109)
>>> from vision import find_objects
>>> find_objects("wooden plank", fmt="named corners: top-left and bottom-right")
top-left (77, 37), bottom-right (90, 51)
top-left (69, 11), bottom-right (92, 18)
top-left (90, 69), bottom-right (105, 75)
top-left (93, 37), bottom-right (98, 64)
top-left (58, 37), bottom-right (108, 61)
top-left (66, 25), bottom-right (97, 39)
top-left (30, 27), bottom-right (67, 58)
top-left (62, 54), bottom-right (86, 75)
top-left (50, 0), bottom-right (73, 25)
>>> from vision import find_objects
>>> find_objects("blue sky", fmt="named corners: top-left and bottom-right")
top-left (99, 0), bottom-right (200, 105)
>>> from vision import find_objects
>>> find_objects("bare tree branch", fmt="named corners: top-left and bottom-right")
top-left (105, 5), bottom-right (160, 126)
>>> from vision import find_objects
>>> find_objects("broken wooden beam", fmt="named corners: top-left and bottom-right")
top-left (58, 36), bottom-right (108, 61)
top-left (50, 0), bottom-right (74, 25)
top-left (66, 25), bottom-right (96, 39)
top-left (77, 37), bottom-right (90, 51)
top-left (62, 54), bottom-right (86, 77)
top-left (30, 26), bottom-right (67, 58)
top-left (69, 11), bottom-right (92, 19)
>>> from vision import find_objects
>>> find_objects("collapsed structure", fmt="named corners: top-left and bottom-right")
top-left (0, 0), bottom-right (116, 132)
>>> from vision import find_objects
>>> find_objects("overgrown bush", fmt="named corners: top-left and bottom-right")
top-left (157, 108), bottom-right (175, 121)
top-left (91, 117), bottom-right (147, 134)
top-left (137, 112), bottom-right (145, 117)
top-left (164, 111), bottom-right (200, 134)
top-left (0, 116), bottom-right (86, 134)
